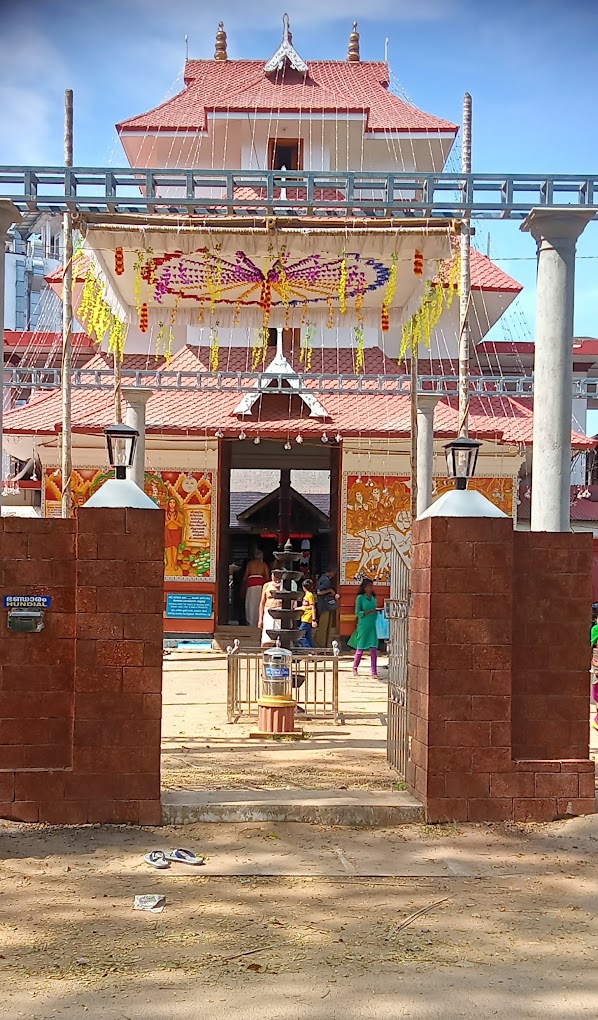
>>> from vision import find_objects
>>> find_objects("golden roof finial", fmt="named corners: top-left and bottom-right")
top-left (347, 22), bottom-right (360, 62)
top-left (215, 21), bottom-right (228, 61)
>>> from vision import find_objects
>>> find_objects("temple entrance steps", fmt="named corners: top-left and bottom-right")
top-left (213, 625), bottom-right (261, 650)
top-left (162, 789), bottom-right (424, 826)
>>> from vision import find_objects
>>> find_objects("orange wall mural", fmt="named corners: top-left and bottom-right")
top-left (43, 468), bottom-right (217, 583)
top-left (341, 473), bottom-right (515, 583)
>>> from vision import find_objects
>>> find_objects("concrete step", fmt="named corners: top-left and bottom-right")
top-left (162, 789), bottom-right (424, 827)
top-left (213, 626), bottom-right (261, 651)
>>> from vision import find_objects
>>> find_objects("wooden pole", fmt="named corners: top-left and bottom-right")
top-left (458, 92), bottom-right (472, 438)
top-left (113, 351), bottom-right (122, 423)
top-left (410, 352), bottom-right (418, 522)
top-left (61, 89), bottom-right (73, 517)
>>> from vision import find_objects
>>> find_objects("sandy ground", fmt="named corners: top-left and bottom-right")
top-left (1, 815), bottom-right (598, 1018)
top-left (160, 652), bottom-right (598, 794)
top-left (161, 653), bottom-right (399, 791)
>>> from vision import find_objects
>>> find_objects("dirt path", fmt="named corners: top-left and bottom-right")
top-left (161, 654), bottom-right (396, 791)
top-left (2, 816), bottom-right (598, 1019)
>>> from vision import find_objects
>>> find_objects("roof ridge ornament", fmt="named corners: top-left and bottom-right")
top-left (347, 22), bottom-right (360, 62)
top-left (264, 13), bottom-right (308, 74)
top-left (214, 21), bottom-right (227, 61)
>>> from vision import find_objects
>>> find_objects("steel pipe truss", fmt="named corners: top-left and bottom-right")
top-left (8, 366), bottom-right (598, 399)
top-left (1, 167), bottom-right (598, 220)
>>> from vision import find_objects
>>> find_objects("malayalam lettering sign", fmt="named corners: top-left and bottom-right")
top-left (166, 593), bottom-right (213, 620)
top-left (3, 595), bottom-right (52, 609)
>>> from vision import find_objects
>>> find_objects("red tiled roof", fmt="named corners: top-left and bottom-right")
top-left (4, 344), bottom-right (592, 449)
top-left (117, 60), bottom-right (457, 136)
top-left (469, 249), bottom-right (521, 294)
top-left (4, 331), bottom-right (95, 351)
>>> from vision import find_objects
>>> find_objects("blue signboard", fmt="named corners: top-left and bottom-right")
top-left (3, 595), bottom-right (52, 609)
top-left (166, 593), bottom-right (213, 620)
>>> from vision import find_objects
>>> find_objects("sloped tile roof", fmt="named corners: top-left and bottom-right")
top-left (117, 60), bottom-right (458, 135)
top-left (4, 343), bottom-right (592, 449)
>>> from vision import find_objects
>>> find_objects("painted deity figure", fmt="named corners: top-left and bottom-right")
top-left (164, 496), bottom-right (184, 576)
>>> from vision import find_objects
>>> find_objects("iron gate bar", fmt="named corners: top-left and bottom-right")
top-left (1, 167), bottom-right (598, 219)
top-left (8, 365), bottom-right (598, 399)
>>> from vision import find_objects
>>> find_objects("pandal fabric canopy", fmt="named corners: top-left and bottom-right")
top-left (76, 221), bottom-right (456, 343)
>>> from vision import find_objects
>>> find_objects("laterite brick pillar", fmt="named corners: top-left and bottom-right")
top-left (407, 515), bottom-right (595, 823)
top-left (0, 507), bottom-right (165, 825)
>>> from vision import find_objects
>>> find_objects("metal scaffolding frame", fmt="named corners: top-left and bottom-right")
top-left (7, 365), bottom-right (598, 400)
top-left (1, 167), bottom-right (598, 219)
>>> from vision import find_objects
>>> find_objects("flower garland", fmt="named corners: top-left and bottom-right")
top-left (414, 250), bottom-right (424, 276)
top-left (210, 327), bottom-right (220, 371)
top-left (339, 252), bottom-right (348, 315)
top-left (399, 254), bottom-right (460, 359)
top-left (355, 325), bottom-right (365, 373)
top-left (381, 252), bottom-right (398, 333)
top-left (114, 247), bottom-right (124, 276)
top-left (77, 266), bottom-right (127, 361)
top-left (252, 327), bottom-right (269, 370)
top-left (300, 322), bottom-right (315, 371)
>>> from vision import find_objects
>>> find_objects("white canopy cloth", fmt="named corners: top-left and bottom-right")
top-left (81, 221), bottom-right (454, 330)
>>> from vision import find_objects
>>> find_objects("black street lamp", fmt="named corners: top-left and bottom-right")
top-left (444, 436), bottom-right (482, 490)
top-left (104, 423), bottom-right (139, 480)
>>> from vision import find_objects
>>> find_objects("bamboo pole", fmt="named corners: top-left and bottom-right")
top-left (61, 89), bottom-right (73, 517)
top-left (113, 351), bottom-right (122, 423)
top-left (410, 352), bottom-right (418, 522)
top-left (458, 92), bottom-right (472, 438)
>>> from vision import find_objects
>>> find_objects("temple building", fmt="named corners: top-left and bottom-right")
top-left (2, 18), bottom-right (595, 638)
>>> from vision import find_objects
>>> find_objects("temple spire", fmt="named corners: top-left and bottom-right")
top-left (347, 22), bottom-right (360, 62)
top-left (214, 21), bottom-right (227, 61)
top-left (264, 13), bottom-right (308, 74)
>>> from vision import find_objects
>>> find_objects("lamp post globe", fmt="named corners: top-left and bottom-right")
top-left (104, 423), bottom-right (139, 480)
top-left (444, 436), bottom-right (482, 490)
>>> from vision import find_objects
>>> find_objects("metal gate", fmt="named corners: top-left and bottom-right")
top-left (385, 544), bottom-right (411, 775)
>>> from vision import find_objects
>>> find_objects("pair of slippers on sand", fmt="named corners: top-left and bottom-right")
top-left (144, 848), bottom-right (205, 869)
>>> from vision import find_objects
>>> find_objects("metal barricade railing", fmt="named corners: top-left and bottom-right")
top-left (227, 641), bottom-right (339, 723)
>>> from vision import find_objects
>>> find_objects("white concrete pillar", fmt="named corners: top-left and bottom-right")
top-left (416, 395), bottom-right (440, 517)
top-left (122, 387), bottom-right (152, 490)
top-left (0, 201), bottom-right (22, 506)
top-left (522, 209), bottom-right (593, 532)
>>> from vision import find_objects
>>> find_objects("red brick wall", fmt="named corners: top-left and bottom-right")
top-left (512, 531), bottom-right (592, 761)
top-left (0, 507), bottom-right (165, 825)
top-left (407, 516), bottom-right (595, 823)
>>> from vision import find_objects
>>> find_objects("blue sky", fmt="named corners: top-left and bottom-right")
top-left (0, 0), bottom-right (597, 342)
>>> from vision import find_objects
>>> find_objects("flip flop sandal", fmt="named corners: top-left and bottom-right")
top-left (165, 848), bottom-right (206, 865)
top-left (144, 850), bottom-right (170, 869)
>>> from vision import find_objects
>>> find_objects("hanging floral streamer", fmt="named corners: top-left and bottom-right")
top-left (413, 250), bottom-right (424, 276)
top-left (400, 254), bottom-right (460, 358)
top-left (252, 327), bottom-right (269, 370)
top-left (77, 266), bottom-right (128, 361)
top-left (300, 322), bottom-right (315, 371)
top-left (156, 321), bottom-right (165, 361)
top-left (339, 252), bottom-right (348, 315)
top-left (381, 253), bottom-right (398, 333)
top-left (210, 327), bottom-right (220, 371)
top-left (355, 325), bottom-right (365, 373)
top-left (114, 247), bottom-right (124, 276)
top-left (139, 302), bottom-right (149, 333)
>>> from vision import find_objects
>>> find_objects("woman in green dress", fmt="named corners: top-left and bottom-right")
top-left (348, 578), bottom-right (379, 677)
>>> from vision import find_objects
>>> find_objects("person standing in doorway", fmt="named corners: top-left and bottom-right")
top-left (259, 569), bottom-right (283, 647)
top-left (242, 548), bottom-right (270, 628)
top-left (348, 578), bottom-right (379, 678)
top-left (298, 578), bottom-right (316, 648)
top-left (315, 565), bottom-right (339, 648)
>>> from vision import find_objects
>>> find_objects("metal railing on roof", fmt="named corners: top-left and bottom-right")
top-left (5, 365), bottom-right (588, 398)
top-left (1, 167), bottom-right (598, 220)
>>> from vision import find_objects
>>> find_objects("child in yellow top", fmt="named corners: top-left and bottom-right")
top-left (298, 579), bottom-right (316, 648)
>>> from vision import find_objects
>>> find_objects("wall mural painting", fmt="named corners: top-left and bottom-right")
top-left (43, 468), bottom-right (216, 582)
top-left (341, 473), bottom-right (515, 583)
